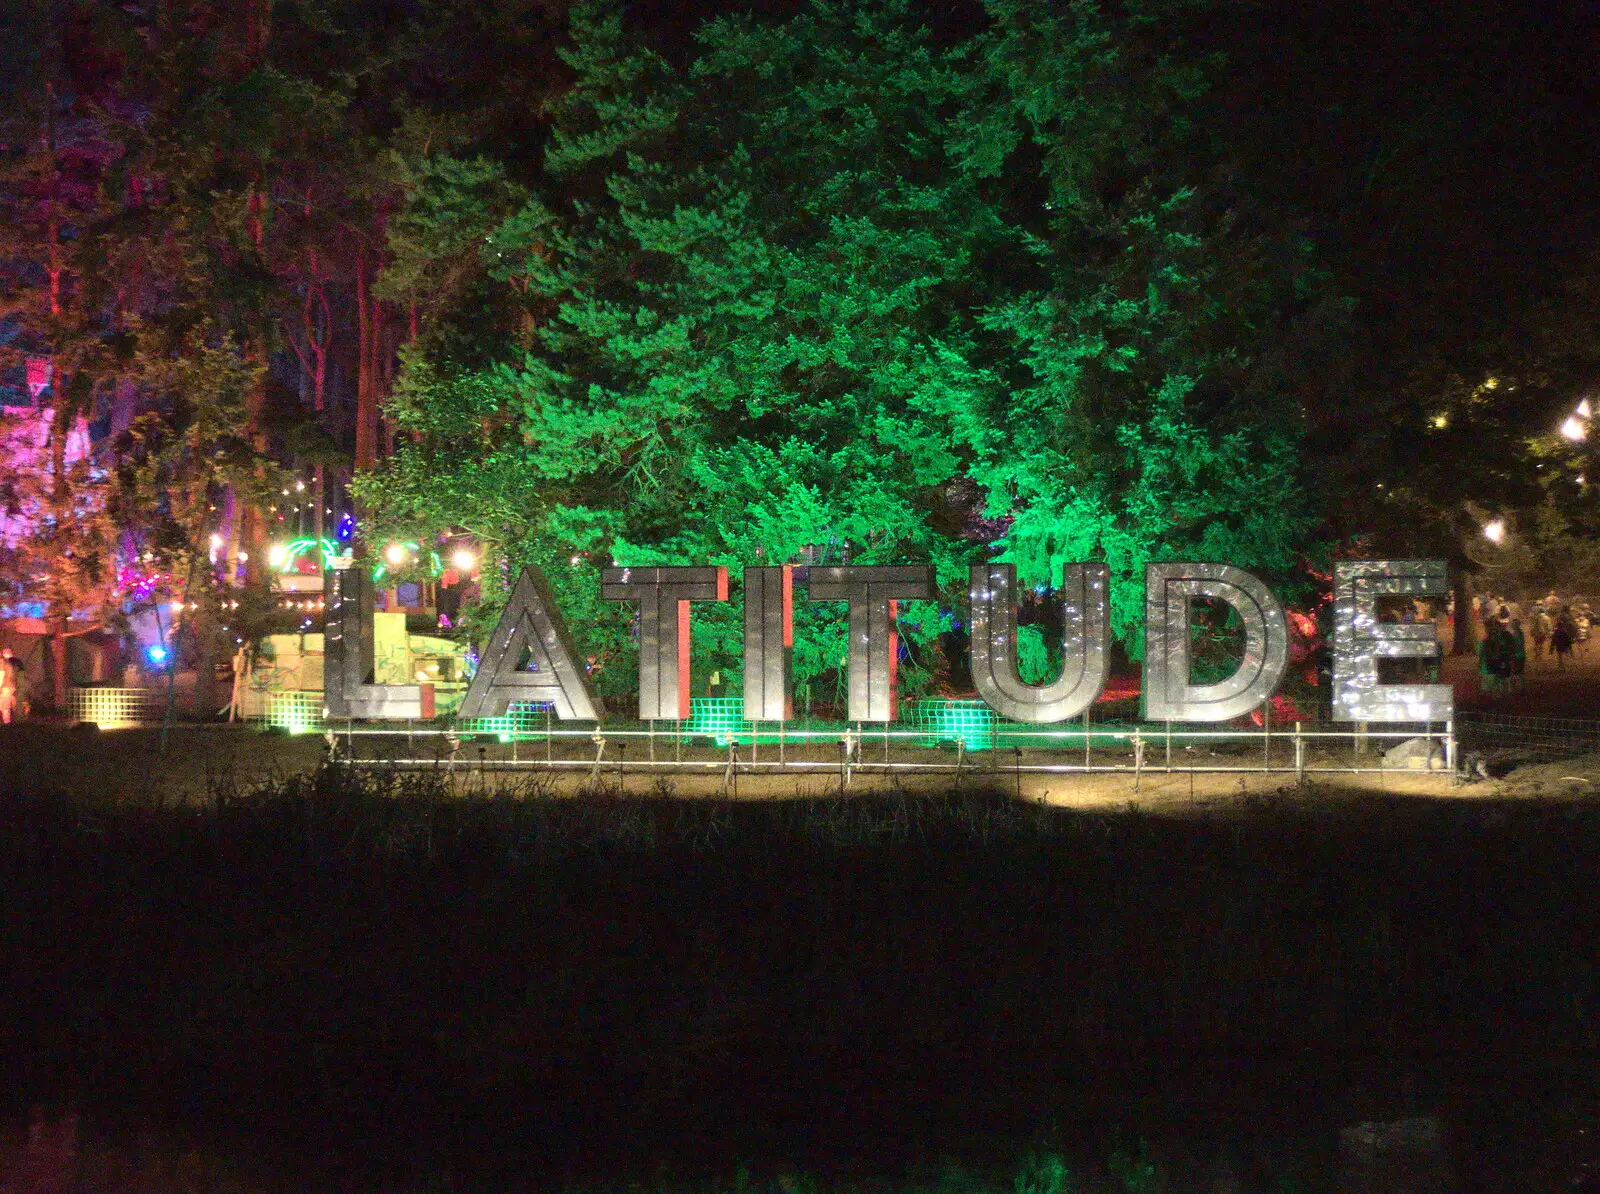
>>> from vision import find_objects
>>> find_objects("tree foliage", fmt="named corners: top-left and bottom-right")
top-left (358, 0), bottom-right (1328, 702)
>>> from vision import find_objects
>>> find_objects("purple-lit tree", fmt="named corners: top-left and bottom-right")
top-left (0, 1), bottom-right (125, 705)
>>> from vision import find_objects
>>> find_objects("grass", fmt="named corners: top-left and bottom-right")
top-left (0, 723), bottom-right (326, 802)
top-left (1, 766), bottom-right (1598, 1190)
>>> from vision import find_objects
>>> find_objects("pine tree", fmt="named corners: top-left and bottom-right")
top-left (358, 0), bottom-right (1328, 703)
top-left (956, 0), bottom-right (1320, 646)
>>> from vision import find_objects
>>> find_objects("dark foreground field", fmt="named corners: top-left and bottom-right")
top-left (1, 769), bottom-right (1598, 1191)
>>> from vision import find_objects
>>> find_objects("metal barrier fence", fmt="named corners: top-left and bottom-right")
top-left (320, 703), bottom-right (1458, 786)
top-left (1454, 710), bottom-right (1600, 762)
top-left (67, 687), bottom-right (172, 729)
top-left (64, 688), bottom-right (1518, 783)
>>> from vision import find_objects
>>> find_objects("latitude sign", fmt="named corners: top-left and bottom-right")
top-left (324, 560), bottom-right (1453, 727)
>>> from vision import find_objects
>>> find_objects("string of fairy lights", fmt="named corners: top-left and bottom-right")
top-left (110, 471), bottom-right (484, 666)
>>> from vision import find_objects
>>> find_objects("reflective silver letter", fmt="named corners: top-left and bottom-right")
top-left (1332, 560), bottom-right (1453, 722)
top-left (806, 565), bottom-right (933, 722)
top-left (969, 562), bottom-right (1109, 723)
top-left (601, 565), bottom-right (728, 720)
top-left (1142, 563), bottom-right (1288, 723)
top-left (456, 566), bottom-right (601, 721)
top-left (743, 565), bottom-right (792, 722)
top-left (324, 563), bottom-right (432, 719)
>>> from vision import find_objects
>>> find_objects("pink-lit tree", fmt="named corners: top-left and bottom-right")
top-left (0, 3), bottom-right (124, 706)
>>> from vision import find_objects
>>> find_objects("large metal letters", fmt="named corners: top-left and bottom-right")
top-left (455, 566), bottom-right (601, 721)
top-left (328, 554), bottom-right (1456, 730)
top-left (969, 562), bottom-right (1109, 723)
top-left (742, 565), bottom-right (793, 722)
top-left (324, 563), bottom-right (431, 719)
top-left (1142, 563), bottom-right (1289, 723)
top-left (1332, 560), bottom-right (1453, 722)
top-left (806, 565), bottom-right (934, 722)
top-left (602, 565), bottom-right (729, 721)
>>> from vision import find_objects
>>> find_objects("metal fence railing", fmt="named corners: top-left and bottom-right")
top-left (78, 687), bottom-right (1600, 783)
top-left (317, 708), bottom-right (1459, 786)
top-left (1453, 710), bottom-right (1600, 762)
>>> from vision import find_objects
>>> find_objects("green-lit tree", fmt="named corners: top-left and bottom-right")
top-left (357, 0), bottom-right (1328, 706)
top-left (957, 0), bottom-right (1322, 645)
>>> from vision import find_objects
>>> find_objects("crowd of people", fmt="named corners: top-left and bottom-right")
top-left (1476, 592), bottom-right (1592, 694)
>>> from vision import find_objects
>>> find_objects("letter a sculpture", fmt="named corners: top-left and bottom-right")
top-left (456, 566), bottom-right (602, 721)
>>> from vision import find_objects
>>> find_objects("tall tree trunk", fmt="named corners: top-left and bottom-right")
top-left (239, 502), bottom-right (263, 587)
top-left (43, 84), bottom-right (68, 709)
top-left (292, 236), bottom-right (331, 546)
top-left (310, 261), bottom-right (329, 414)
top-left (1450, 560), bottom-right (1476, 656)
top-left (238, 319), bottom-right (268, 590)
top-left (355, 245), bottom-right (377, 471)
top-left (50, 621), bottom-right (69, 714)
top-left (246, 183), bottom-right (265, 254)
top-left (404, 297), bottom-right (422, 446)
top-left (48, 391), bottom-right (71, 711)
top-left (377, 304), bottom-right (394, 457)
top-left (313, 281), bottom-right (328, 546)
top-left (44, 81), bottom-right (61, 319)
top-left (221, 488), bottom-right (239, 586)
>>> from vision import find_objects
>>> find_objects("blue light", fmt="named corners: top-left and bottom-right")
top-left (147, 645), bottom-right (168, 665)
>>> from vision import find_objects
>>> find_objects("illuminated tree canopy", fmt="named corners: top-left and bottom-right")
top-left (357, 0), bottom-right (1327, 702)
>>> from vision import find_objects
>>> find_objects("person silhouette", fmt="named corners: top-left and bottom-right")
top-left (0, 647), bottom-right (20, 724)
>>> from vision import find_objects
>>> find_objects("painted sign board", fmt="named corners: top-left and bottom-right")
top-left (323, 559), bottom-right (1452, 726)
